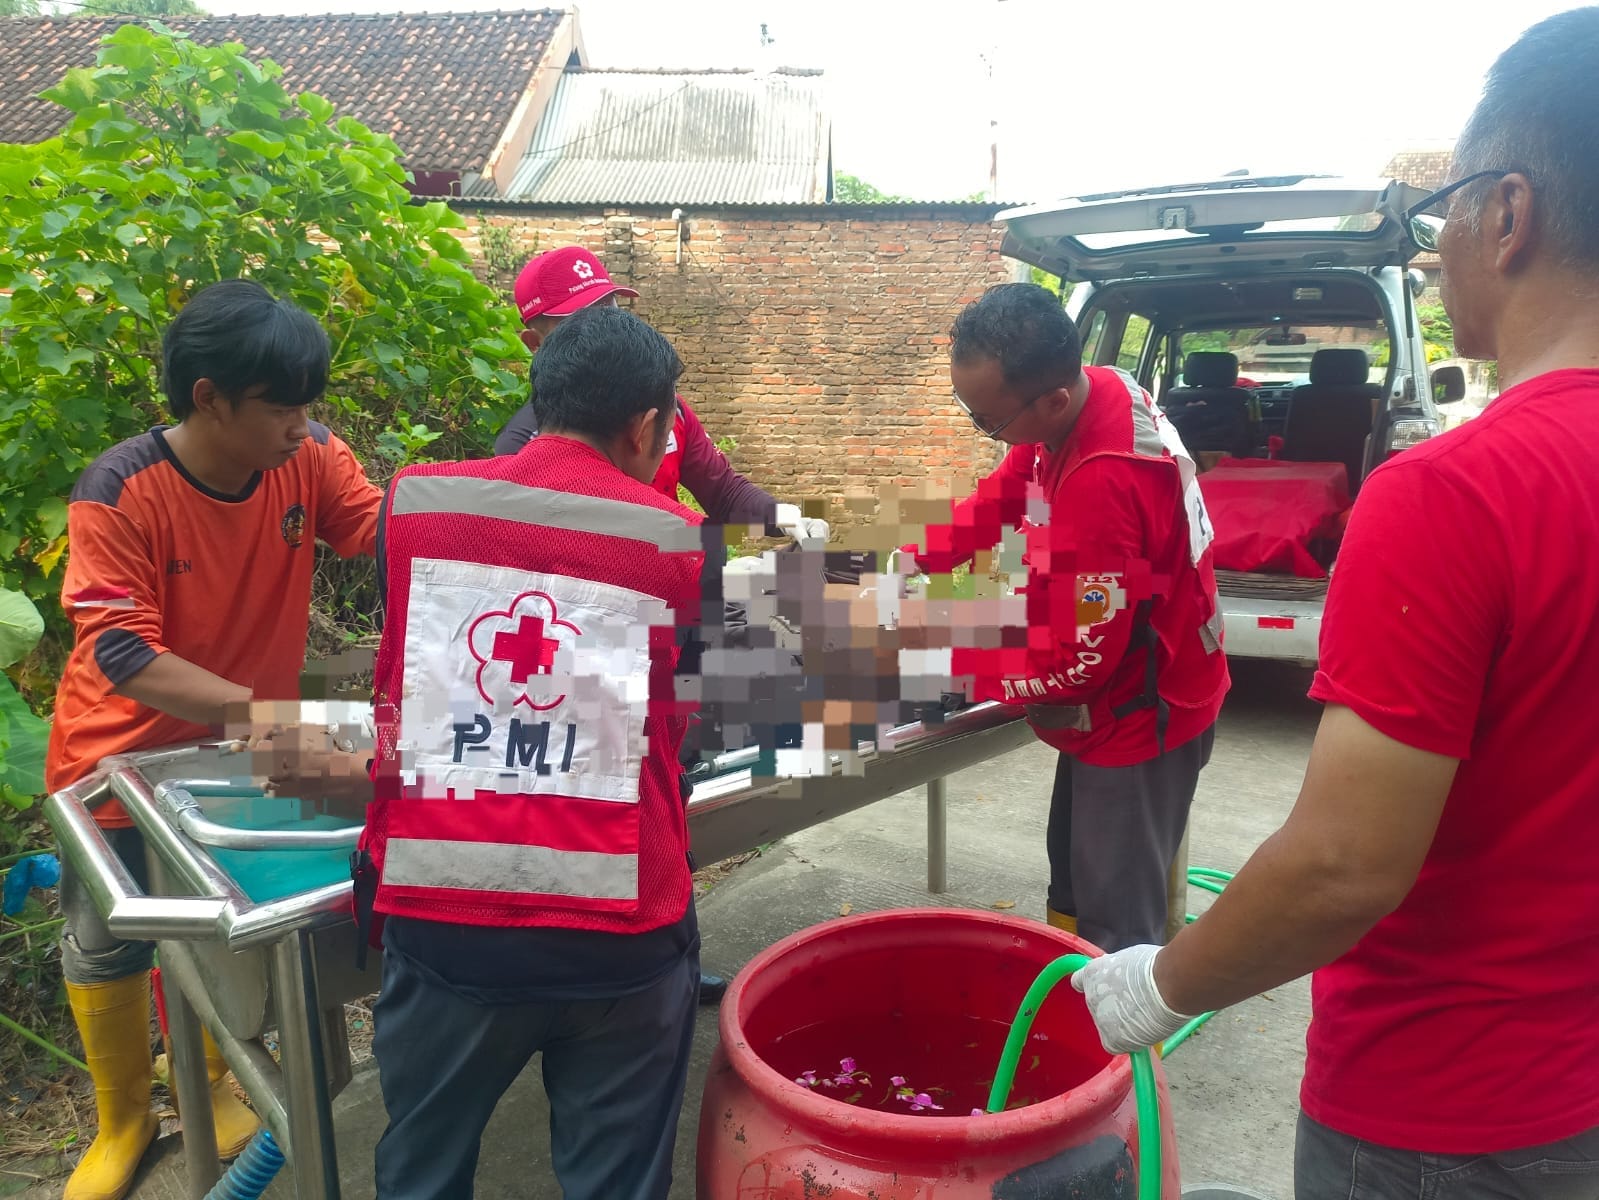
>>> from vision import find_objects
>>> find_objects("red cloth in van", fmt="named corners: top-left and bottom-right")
top-left (1196, 458), bottom-right (1349, 577)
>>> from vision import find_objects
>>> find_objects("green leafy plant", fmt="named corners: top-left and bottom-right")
top-left (478, 221), bottom-right (527, 293)
top-left (1030, 266), bottom-right (1071, 298)
top-left (833, 171), bottom-right (912, 203)
top-left (0, 590), bottom-right (49, 811)
top-left (374, 409), bottom-right (445, 467)
top-left (0, 22), bottom-right (529, 677)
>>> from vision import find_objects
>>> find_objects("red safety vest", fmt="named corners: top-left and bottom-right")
top-left (926, 366), bottom-right (1227, 764)
top-left (356, 436), bottom-right (705, 938)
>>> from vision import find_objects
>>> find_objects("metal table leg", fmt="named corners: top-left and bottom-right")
top-left (271, 929), bottom-right (342, 1200)
top-left (927, 777), bottom-right (948, 894)
top-left (159, 959), bottom-right (222, 1200)
top-left (143, 850), bottom-right (222, 1200)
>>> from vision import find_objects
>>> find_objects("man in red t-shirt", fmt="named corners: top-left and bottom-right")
top-left (900, 283), bottom-right (1229, 952)
top-left (1072, 11), bottom-right (1599, 1196)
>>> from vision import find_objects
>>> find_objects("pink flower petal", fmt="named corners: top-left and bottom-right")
top-left (970, 1108), bottom-right (985, 1117)
top-left (890, 1075), bottom-right (906, 1087)
top-left (839, 1057), bottom-right (857, 1074)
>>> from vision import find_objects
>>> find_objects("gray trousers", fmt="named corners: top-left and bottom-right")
top-left (59, 825), bottom-right (156, 984)
top-left (1046, 725), bottom-right (1214, 952)
top-left (1296, 1110), bottom-right (1599, 1200)
top-left (372, 938), bottom-right (700, 1200)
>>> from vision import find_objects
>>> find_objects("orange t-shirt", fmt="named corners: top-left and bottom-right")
top-left (46, 422), bottom-right (381, 823)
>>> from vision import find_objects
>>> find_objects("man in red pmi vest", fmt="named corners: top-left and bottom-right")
top-left (900, 283), bottom-right (1229, 951)
top-left (494, 245), bottom-right (824, 1006)
top-left (359, 306), bottom-right (705, 1199)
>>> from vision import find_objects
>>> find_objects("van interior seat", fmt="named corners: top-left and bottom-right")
top-left (1161, 351), bottom-right (1254, 459)
top-left (1282, 348), bottom-right (1382, 495)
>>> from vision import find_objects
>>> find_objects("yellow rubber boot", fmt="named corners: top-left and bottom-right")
top-left (202, 1029), bottom-right (260, 1159)
top-left (1046, 905), bottom-right (1079, 935)
top-left (63, 977), bottom-right (160, 1200)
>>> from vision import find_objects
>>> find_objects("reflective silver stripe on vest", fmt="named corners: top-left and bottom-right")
top-left (1113, 366), bottom-right (1169, 459)
top-left (391, 475), bottom-right (699, 550)
top-left (382, 837), bottom-right (639, 901)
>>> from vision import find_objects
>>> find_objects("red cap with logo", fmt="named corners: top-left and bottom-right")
top-left (513, 246), bottom-right (640, 323)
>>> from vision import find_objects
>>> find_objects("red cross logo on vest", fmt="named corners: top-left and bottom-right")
top-left (495, 617), bottom-right (559, 683)
top-left (467, 591), bottom-right (583, 711)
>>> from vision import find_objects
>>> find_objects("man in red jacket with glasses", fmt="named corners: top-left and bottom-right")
top-left (900, 282), bottom-right (1229, 954)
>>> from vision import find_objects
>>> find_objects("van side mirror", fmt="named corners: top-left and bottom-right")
top-left (1431, 365), bottom-right (1466, 403)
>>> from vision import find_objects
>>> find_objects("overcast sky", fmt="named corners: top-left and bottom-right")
top-left (196, 0), bottom-right (1589, 203)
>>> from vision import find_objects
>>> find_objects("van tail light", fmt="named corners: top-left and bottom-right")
top-left (1386, 417), bottom-right (1440, 460)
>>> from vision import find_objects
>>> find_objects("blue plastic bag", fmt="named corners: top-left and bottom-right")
top-left (3, 852), bottom-right (61, 916)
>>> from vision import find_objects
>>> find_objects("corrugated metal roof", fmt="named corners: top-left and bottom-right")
top-left (507, 68), bottom-right (830, 204)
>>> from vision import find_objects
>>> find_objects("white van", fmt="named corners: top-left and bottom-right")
top-left (996, 175), bottom-right (1467, 667)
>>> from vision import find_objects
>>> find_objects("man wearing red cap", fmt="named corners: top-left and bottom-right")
top-left (493, 246), bottom-right (826, 550)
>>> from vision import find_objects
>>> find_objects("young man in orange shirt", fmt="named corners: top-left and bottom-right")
top-left (47, 279), bottom-right (382, 1200)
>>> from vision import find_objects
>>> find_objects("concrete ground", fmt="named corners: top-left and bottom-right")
top-left (41, 658), bottom-right (1322, 1200)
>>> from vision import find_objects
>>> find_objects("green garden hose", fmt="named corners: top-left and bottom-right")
top-left (987, 952), bottom-right (1162, 1200)
top-left (984, 865), bottom-right (1240, 1196)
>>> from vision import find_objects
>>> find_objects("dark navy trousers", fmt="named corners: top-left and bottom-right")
top-left (371, 939), bottom-right (699, 1200)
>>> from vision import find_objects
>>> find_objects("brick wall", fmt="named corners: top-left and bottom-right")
top-left (450, 203), bottom-right (1019, 527)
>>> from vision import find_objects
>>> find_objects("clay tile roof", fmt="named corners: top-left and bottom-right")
top-left (0, 10), bottom-right (566, 174)
top-left (1382, 147), bottom-right (1454, 192)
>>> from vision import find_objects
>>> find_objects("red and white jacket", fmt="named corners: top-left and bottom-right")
top-left (911, 366), bottom-right (1229, 766)
top-left (358, 435), bottom-right (705, 935)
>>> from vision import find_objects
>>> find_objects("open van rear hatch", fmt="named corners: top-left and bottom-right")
top-left (998, 174), bottom-right (1432, 282)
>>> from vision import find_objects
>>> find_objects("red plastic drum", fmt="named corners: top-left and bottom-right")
top-left (697, 907), bottom-right (1180, 1198)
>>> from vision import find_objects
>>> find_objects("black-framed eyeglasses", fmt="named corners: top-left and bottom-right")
top-left (953, 383), bottom-right (1056, 440)
top-left (1405, 169), bottom-right (1512, 253)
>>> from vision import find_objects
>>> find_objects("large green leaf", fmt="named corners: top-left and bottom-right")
top-left (0, 673), bottom-right (49, 802)
top-left (36, 496), bottom-right (67, 540)
top-left (0, 589), bottom-right (44, 668)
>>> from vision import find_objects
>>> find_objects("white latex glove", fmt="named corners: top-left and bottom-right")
top-left (773, 502), bottom-right (829, 551)
top-left (722, 552), bottom-right (776, 577)
top-left (1070, 944), bottom-right (1197, 1054)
